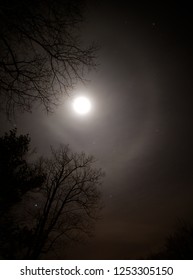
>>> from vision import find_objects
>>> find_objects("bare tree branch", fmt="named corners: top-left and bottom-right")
top-left (0, 0), bottom-right (98, 118)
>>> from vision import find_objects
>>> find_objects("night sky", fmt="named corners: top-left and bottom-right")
top-left (1, 1), bottom-right (193, 259)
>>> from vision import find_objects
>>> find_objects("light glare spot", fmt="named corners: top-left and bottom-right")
top-left (73, 96), bottom-right (91, 115)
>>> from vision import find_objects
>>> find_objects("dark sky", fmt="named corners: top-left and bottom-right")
top-left (1, 1), bottom-right (193, 259)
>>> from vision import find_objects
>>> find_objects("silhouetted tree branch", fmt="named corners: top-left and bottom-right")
top-left (0, 0), bottom-right (97, 118)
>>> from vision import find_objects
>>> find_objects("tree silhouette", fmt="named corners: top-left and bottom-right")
top-left (0, 131), bottom-right (103, 259)
top-left (0, 128), bottom-right (44, 214)
top-left (0, 129), bottom-right (45, 259)
top-left (149, 221), bottom-right (193, 260)
top-left (0, 0), bottom-right (97, 117)
top-left (26, 145), bottom-right (104, 259)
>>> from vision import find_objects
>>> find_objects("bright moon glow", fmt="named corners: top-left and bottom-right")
top-left (73, 96), bottom-right (91, 115)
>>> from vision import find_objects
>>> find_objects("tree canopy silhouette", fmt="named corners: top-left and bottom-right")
top-left (0, 129), bottom-right (45, 258)
top-left (0, 128), bottom-right (44, 214)
top-left (0, 0), bottom-right (97, 117)
top-left (0, 130), bottom-right (104, 259)
top-left (149, 221), bottom-right (193, 260)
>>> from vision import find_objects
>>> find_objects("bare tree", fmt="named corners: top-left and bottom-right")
top-left (26, 145), bottom-right (104, 259)
top-left (0, 0), bottom-right (97, 117)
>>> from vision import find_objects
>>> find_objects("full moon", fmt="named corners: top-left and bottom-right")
top-left (73, 96), bottom-right (91, 115)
